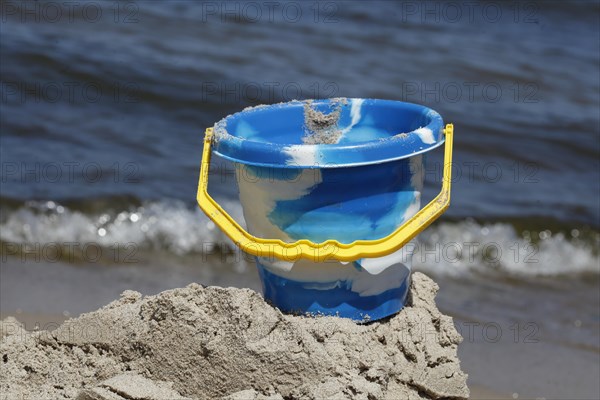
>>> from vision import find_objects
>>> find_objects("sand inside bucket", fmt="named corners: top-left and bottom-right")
top-left (302, 99), bottom-right (347, 145)
top-left (217, 99), bottom-right (350, 145)
top-left (0, 272), bottom-right (468, 399)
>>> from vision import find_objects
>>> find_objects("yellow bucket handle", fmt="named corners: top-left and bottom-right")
top-left (197, 124), bottom-right (454, 262)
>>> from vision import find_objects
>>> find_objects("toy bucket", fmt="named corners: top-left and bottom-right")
top-left (197, 99), bottom-right (453, 322)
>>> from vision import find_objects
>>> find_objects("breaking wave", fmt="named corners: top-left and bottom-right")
top-left (1, 198), bottom-right (598, 278)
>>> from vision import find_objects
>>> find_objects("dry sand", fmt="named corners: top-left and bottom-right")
top-left (1, 272), bottom-right (469, 399)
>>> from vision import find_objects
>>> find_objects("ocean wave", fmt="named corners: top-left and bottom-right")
top-left (414, 219), bottom-right (599, 277)
top-left (0, 198), bottom-right (240, 255)
top-left (1, 198), bottom-right (598, 278)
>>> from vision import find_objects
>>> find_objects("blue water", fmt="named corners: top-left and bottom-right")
top-left (0, 0), bottom-right (598, 286)
top-left (1, 0), bottom-right (598, 227)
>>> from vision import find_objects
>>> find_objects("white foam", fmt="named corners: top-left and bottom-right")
top-left (1, 202), bottom-right (598, 278)
top-left (413, 219), bottom-right (600, 277)
top-left (0, 200), bottom-right (240, 255)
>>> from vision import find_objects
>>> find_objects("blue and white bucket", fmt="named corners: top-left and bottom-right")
top-left (207, 98), bottom-right (447, 322)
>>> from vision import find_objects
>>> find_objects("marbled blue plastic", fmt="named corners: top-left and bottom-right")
top-left (267, 160), bottom-right (418, 244)
top-left (214, 99), bottom-right (444, 168)
top-left (213, 99), bottom-right (444, 321)
top-left (257, 264), bottom-right (410, 321)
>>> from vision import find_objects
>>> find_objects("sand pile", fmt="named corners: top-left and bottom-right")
top-left (1, 273), bottom-right (469, 399)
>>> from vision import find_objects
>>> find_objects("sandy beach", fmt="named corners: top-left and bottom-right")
top-left (2, 272), bottom-right (470, 399)
top-left (2, 253), bottom-right (599, 399)
top-left (0, 314), bottom-right (511, 400)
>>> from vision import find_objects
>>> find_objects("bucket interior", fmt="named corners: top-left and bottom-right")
top-left (224, 100), bottom-right (429, 144)
top-left (213, 98), bottom-right (444, 168)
